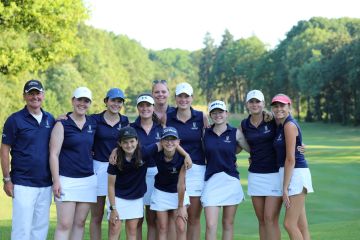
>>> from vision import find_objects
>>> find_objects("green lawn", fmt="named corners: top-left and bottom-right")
top-left (1, 121), bottom-right (359, 239)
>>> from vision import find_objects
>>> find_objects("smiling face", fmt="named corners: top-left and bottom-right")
top-left (210, 109), bottom-right (228, 125)
top-left (271, 102), bottom-right (290, 121)
top-left (152, 83), bottom-right (169, 106)
top-left (246, 98), bottom-right (264, 115)
top-left (119, 137), bottom-right (138, 155)
top-left (23, 90), bottom-right (44, 110)
top-left (137, 101), bottom-right (154, 119)
top-left (161, 136), bottom-right (180, 152)
top-left (105, 98), bottom-right (124, 114)
top-left (175, 93), bottom-right (193, 110)
top-left (72, 97), bottom-right (91, 115)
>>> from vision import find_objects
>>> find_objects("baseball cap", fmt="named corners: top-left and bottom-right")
top-left (161, 127), bottom-right (179, 139)
top-left (73, 87), bottom-right (92, 101)
top-left (23, 79), bottom-right (44, 93)
top-left (106, 88), bottom-right (125, 100)
top-left (119, 126), bottom-right (138, 141)
top-left (136, 94), bottom-right (154, 105)
top-left (175, 82), bottom-right (193, 96)
top-left (208, 100), bottom-right (227, 113)
top-left (246, 90), bottom-right (265, 102)
top-left (271, 94), bottom-right (292, 105)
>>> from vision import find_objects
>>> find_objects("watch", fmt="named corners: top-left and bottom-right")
top-left (3, 177), bottom-right (11, 183)
top-left (110, 205), bottom-right (116, 211)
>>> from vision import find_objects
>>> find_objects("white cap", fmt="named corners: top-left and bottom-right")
top-left (175, 82), bottom-right (193, 96)
top-left (73, 87), bottom-right (92, 101)
top-left (137, 94), bottom-right (155, 105)
top-left (208, 100), bottom-right (227, 113)
top-left (246, 90), bottom-right (264, 102)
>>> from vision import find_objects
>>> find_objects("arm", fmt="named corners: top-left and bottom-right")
top-left (177, 165), bottom-right (187, 221)
top-left (109, 148), bottom-right (117, 165)
top-left (203, 113), bottom-right (210, 128)
top-left (1, 144), bottom-right (13, 197)
top-left (108, 174), bottom-right (119, 224)
top-left (263, 109), bottom-right (274, 122)
top-left (49, 122), bottom-right (64, 199)
top-left (176, 144), bottom-right (192, 169)
top-left (283, 122), bottom-right (298, 208)
top-left (236, 128), bottom-right (250, 153)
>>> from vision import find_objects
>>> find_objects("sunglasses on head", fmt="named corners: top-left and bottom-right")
top-left (152, 79), bottom-right (167, 84)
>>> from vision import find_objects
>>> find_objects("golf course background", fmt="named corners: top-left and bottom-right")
top-left (1, 119), bottom-right (359, 239)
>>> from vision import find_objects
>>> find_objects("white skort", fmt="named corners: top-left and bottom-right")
top-left (247, 172), bottom-right (282, 197)
top-left (107, 197), bottom-right (144, 220)
top-left (186, 164), bottom-right (205, 196)
top-left (143, 167), bottom-right (158, 206)
top-left (150, 188), bottom-right (190, 211)
top-left (93, 160), bottom-right (109, 196)
top-left (279, 167), bottom-right (314, 196)
top-left (55, 175), bottom-right (97, 203)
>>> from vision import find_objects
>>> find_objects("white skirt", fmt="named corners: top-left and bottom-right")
top-left (247, 172), bottom-right (282, 197)
top-left (93, 160), bottom-right (109, 196)
top-left (279, 167), bottom-right (314, 196)
top-left (143, 167), bottom-right (158, 206)
top-left (150, 188), bottom-right (190, 211)
top-left (55, 175), bottom-right (97, 203)
top-left (201, 172), bottom-right (244, 207)
top-left (107, 197), bottom-right (144, 220)
top-left (186, 164), bottom-right (205, 196)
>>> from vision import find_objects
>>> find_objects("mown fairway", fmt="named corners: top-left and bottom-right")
top-left (1, 121), bottom-right (359, 239)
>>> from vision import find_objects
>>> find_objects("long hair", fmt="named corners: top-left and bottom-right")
top-left (116, 139), bottom-right (143, 171)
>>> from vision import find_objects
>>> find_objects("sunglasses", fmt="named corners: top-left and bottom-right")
top-left (152, 79), bottom-right (167, 84)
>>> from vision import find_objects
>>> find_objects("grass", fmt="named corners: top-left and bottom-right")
top-left (1, 121), bottom-right (360, 239)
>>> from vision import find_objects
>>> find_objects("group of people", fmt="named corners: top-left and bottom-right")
top-left (1, 79), bottom-right (314, 240)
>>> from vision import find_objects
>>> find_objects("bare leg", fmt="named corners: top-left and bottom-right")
top-left (283, 192), bottom-right (306, 240)
top-left (175, 210), bottom-right (187, 240)
top-left (187, 196), bottom-right (202, 240)
top-left (251, 196), bottom-right (266, 240)
top-left (108, 219), bottom-right (122, 240)
top-left (156, 211), bottom-right (169, 240)
top-left (298, 205), bottom-right (310, 240)
top-left (144, 206), bottom-right (157, 240)
top-left (222, 205), bottom-right (238, 240)
top-left (264, 196), bottom-right (282, 240)
top-left (70, 202), bottom-right (91, 240)
top-left (126, 218), bottom-right (139, 240)
top-left (90, 196), bottom-right (106, 240)
top-left (54, 202), bottom-right (76, 240)
top-left (204, 206), bottom-right (220, 240)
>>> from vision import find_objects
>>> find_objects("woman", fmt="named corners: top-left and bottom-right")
top-left (201, 100), bottom-right (249, 240)
top-left (241, 90), bottom-right (282, 240)
top-left (166, 82), bottom-right (209, 240)
top-left (50, 87), bottom-right (97, 240)
top-left (90, 88), bottom-right (129, 240)
top-left (271, 94), bottom-right (314, 240)
top-left (131, 93), bottom-right (163, 240)
top-left (152, 79), bottom-right (175, 125)
top-left (150, 126), bottom-right (190, 240)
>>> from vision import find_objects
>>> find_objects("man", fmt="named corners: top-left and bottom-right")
top-left (1, 79), bottom-right (55, 240)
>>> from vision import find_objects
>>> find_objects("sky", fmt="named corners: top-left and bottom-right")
top-left (84, 0), bottom-right (359, 51)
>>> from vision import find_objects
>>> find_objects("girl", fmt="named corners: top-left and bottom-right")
top-left (271, 94), bottom-right (314, 240)
top-left (201, 100), bottom-right (249, 240)
top-left (166, 82), bottom-right (209, 240)
top-left (90, 88), bottom-right (129, 240)
top-left (241, 90), bottom-right (282, 240)
top-left (152, 79), bottom-right (175, 125)
top-left (50, 87), bottom-right (97, 240)
top-left (150, 126), bottom-right (190, 240)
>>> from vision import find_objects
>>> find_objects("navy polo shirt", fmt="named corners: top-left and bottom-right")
top-left (130, 117), bottom-right (162, 167)
top-left (166, 107), bottom-right (205, 165)
top-left (59, 114), bottom-right (97, 177)
top-left (107, 144), bottom-right (157, 199)
top-left (92, 111), bottom-right (129, 162)
top-left (273, 115), bottom-right (308, 168)
top-left (241, 116), bottom-right (279, 173)
top-left (203, 125), bottom-right (239, 181)
top-left (1, 107), bottom-right (55, 187)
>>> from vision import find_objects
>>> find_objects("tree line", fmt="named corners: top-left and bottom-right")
top-left (1, 1), bottom-right (359, 126)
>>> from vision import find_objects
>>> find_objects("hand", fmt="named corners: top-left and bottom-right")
top-left (184, 155), bottom-right (192, 170)
top-left (52, 180), bottom-right (61, 199)
top-left (283, 189), bottom-right (290, 209)
top-left (56, 114), bottom-right (68, 121)
top-left (176, 206), bottom-right (188, 222)
top-left (110, 210), bottom-right (120, 225)
top-left (263, 110), bottom-right (274, 122)
top-left (3, 181), bottom-right (14, 198)
top-left (109, 148), bottom-right (118, 165)
top-left (297, 144), bottom-right (306, 154)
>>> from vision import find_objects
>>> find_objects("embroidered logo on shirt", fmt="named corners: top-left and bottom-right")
top-left (2, 133), bottom-right (6, 138)
top-left (45, 120), bottom-right (50, 128)
top-left (191, 122), bottom-right (198, 130)
top-left (117, 124), bottom-right (122, 131)
top-left (155, 132), bottom-right (161, 140)
top-left (87, 125), bottom-right (93, 133)
top-left (171, 167), bottom-right (178, 174)
top-left (264, 125), bottom-right (271, 134)
top-left (276, 133), bottom-right (282, 141)
top-left (224, 136), bottom-right (231, 143)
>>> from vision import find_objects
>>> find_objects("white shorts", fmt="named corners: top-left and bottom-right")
top-left (279, 167), bottom-right (314, 196)
top-left (247, 172), bottom-right (282, 197)
top-left (143, 167), bottom-right (158, 206)
top-left (93, 160), bottom-right (109, 196)
top-left (108, 197), bottom-right (144, 220)
top-left (150, 188), bottom-right (190, 211)
top-left (186, 164), bottom-right (205, 196)
top-left (201, 172), bottom-right (244, 207)
top-left (55, 175), bottom-right (97, 203)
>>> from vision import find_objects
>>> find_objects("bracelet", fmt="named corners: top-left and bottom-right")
top-left (3, 177), bottom-right (11, 183)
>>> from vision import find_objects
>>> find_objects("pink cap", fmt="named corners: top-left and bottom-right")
top-left (271, 94), bottom-right (291, 105)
